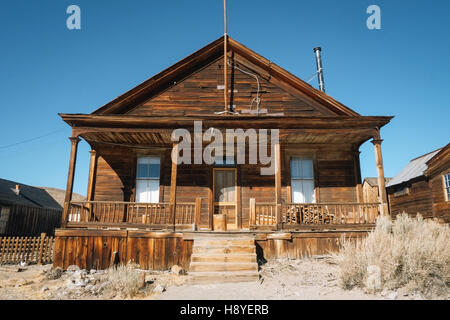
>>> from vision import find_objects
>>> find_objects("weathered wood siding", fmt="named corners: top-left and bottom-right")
top-left (429, 174), bottom-right (450, 222)
top-left (362, 183), bottom-right (379, 204)
top-left (0, 204), bottom-right (61, 236)
top-left (387, 180), bottom-right (433, 218)
top-left (53, 230), bottom-right (193, 271)
top-left (126, 55), bottom-right (336, 117)
top-left (256, 231), bottom-right (367, 260)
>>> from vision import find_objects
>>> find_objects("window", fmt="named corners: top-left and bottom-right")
top-left (290, 157), bottom-right (315, 203)
top-left (136, 156), bottom-right (160, 203)
top-left (393, 187), bottom-right (409, 197)
top-left (444, 173), bottom-right (450, 201)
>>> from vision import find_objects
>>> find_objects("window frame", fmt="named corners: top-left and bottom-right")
top-left (289, 156), bottom-right (316, 204)
top-left (135, 155), bottom-right (161, 203)
top-left (443, 173), bottom-right (450, 202)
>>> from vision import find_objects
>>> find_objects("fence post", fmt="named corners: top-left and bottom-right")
top-left (194, 198), bottom-right (202, 230)
top-left (38, 233), bottom-right (46, 265)
top-left (249, 198), bottom-right (256, 227)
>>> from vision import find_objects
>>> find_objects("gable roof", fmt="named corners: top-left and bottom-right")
top-left (91, 36), bottom-right (361, 117)
top-left (386, 148), bottom-right (442, 188)
top-left (363, 177), bottom-right (392, 187)
top-left (0, 178), bottom-right (85, 209)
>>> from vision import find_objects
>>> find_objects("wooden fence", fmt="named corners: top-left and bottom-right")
top-left (0, 233), bottom-right (54, 264)
top-left (1, 204), bottom-right (62, 236)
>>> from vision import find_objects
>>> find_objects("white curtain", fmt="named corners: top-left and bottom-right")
top-left (291, 157), bottom-right (315, 203)
top-left (136, 156), bottom-right (160, 203)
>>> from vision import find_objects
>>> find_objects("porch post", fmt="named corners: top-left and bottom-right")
top-left (86, 150), bottom-right (97, 201)
top-left (170, 143), bottom-right (178, 230)
top-left (61, 136), bottom-right (81, 228)
top-left (86, 150), bottom-right (97, 220)
top-left (371, 133), bottom-right (389, 216)
top-left (274, 141), bottom-right (282, 229)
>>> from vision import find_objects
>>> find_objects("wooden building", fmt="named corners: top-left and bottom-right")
top-left (0, 178), bottom-right (81, 236)
top-left (55, 36), bottom-right (392, 278)
top-left (386, 144), bottom-right (450, 222)
top-left (362, 177), bottom-right (391, 204)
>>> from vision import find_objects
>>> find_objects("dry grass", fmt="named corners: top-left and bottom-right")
top-left (335, 214), bottom-right (450, 298)
top-left (101, 263), bottom-right (146, 298)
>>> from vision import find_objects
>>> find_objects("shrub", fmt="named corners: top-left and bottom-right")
top-left (101, 263), bottom-right (146, 298)
top-left (335, 214), bottom-right (450, 298)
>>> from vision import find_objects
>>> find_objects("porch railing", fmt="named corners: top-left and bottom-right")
top-left (67, 199), bottom-right (200, 228)
top-left (250, 199), bottom-right (380, 227)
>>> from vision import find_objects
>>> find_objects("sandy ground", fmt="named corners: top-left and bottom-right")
top-left (0, 256), bottom-right (428, 300)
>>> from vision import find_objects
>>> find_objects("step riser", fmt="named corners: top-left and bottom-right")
top-left (190, 265), bottom-right (258, 272)
top-left (189, 275), bottom-right (259, 284)
top-left (193, 247), bottom-right (256, 254)
top-left (191, 256), bottom-right (256, 263)
top-left (194, 240), bottom-right (254, 246)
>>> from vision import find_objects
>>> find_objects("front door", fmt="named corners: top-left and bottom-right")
top-left (213, 168), bottom-right (237, 230)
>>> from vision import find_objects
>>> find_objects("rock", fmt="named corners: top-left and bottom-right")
top-left (46, 267), bottom-right (63, 280)
top-left (19, 262), bottom-right (28, 267)
top-left (17, 267), bottom-right (27, 272)
top-left (67, 265), bottom-right (80, 272)
top-left (380, 289), bottom-right (388, 297)
top-left (387, 292), bottom-right (398, 300)
top-left (17, 278), bottom-right (33, 286)
top-left (153, 284), bottom-right (166, 293)
top-left (90, 269), bottom-right (97, 274)
top-left (41, 286), bottom-right (49, 292)
top-left (365, 265), bottom-right (382, 293)
top-left (170, 265), bottom-right (185, 275)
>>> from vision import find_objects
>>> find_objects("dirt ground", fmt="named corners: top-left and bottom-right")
top-left (0, 256), bottom-right (428, 300)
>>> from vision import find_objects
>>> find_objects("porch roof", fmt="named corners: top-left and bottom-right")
top-left (60, 113), bottom-right (392, 147)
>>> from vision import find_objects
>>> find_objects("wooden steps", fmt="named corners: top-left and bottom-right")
top-left (188, 237), bottom-right (260, 284)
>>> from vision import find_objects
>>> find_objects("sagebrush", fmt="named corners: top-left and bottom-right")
top-left (335, 214), bottom-right (450, 298)
top-left (101, 263), bottom-right (146, 298)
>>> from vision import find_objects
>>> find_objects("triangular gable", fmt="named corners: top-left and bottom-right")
top-left (92, 36), bottom-right (360, 117)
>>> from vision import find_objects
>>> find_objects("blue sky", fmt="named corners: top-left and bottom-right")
top-left (0, 0), bottom-right (448, 195)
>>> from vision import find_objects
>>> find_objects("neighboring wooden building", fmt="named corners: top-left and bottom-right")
top-left (362, 177), bottom-right (392, 204)
top-left (0, 178), bottom-right (84, 236)
top-left (386, 144), bottom-right (450, 222)
top-left (425, 144), bottom-right (450, 222)
top-left (55, 36), bottom-right (392, 273)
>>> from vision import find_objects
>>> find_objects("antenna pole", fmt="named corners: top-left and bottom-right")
top-left (223, 0), bottom-right (228, 113)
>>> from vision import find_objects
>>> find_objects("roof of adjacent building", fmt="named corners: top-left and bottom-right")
top-left (0, 178), bottom-right (85, 209)
top-left (363, 177), bottom-right (392, 187)
top-left (386, 148), bottom-right (443, 188)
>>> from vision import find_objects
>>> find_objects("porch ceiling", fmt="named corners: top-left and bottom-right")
top-left (78, 127), bottom-right (377, 148)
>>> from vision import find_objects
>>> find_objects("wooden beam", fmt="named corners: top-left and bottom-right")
top-left (274, 141), bottom-right (282, 228)
top-left (372, 134), bottom-right (389, 216)
top-left (86, 150), bottom-right (97, 221)
top-left (170, 143), bottom-right (178, 228)
top-left (61, 136), bottom-right (80, 228)
top-left (86, 150), bottom-right (97, 201)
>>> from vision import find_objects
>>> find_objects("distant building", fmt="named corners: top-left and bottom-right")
top-left (386, 144), bottom-right (450, 222)
top-left (0, 178), bottom-right (84, 236)
top-left (362, 177), bottom-right (392, 204)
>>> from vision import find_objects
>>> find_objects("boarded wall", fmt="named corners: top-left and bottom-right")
top-left (53, 229), bottom-right (193, 271)
top-left (0, 204), bottom-right (61, 236)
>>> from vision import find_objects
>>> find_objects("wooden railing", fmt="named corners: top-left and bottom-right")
top-left (67, 199), bottom-right (201, 228)
top-left (281, 203), bottom-right (380, 225)
top-left (250, 198), bottom-right (380, 227)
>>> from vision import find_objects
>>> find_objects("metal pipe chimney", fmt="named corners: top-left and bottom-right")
top-left (313, 47), bottom-right (325, 92)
